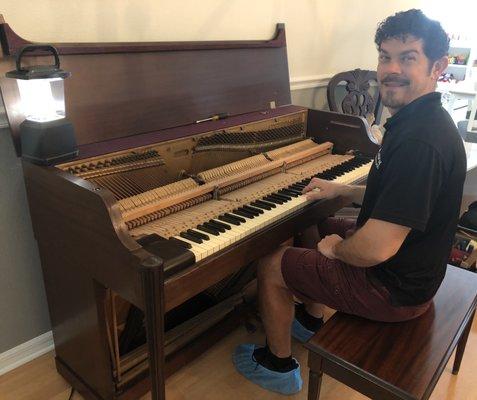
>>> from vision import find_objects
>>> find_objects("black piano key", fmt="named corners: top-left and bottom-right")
top-left (169, 236), bottom-right (192, 249)
top-left (256, 199), bottom-right (276, 208)
top-left (180, 231), bottom-right (203, 244)
top-left (250, 205), bottom-right (265, 213)
top-left (224, 213), bottom-right (246, 223)
top-left (290, 187), bottom-right (305, 195)
top-left (263, 195), bottom-right (284, 204)
top-left (209, 219), bottom-right (231, 230)
top-left (271, 193), bottom-right (291, 201)
top-left (237, 206), bottom-right (259, 216)
top-left (233, 209), bottom-right (255, 219)
top-left (196, 224), bottom-right (220, 236)
top-left (238, 206), bottom-right (257, 215)
top-left (290, 184), bottom-right (305, 191)
top-left (251, 200), bottom-right (272, 210)
top-left (247, 204), bottom-right (265, 214)
top-left (238, 206), bottom-right (258, 216)
top-left (279, 189), bottom-right (299, 197)
top-left (187, 229), bottom-right (209, 241)
top-left (219, 214), bottom-right (241, 225)
top-left (285, 186), bottom-right (302, 194)
top-left (242, 205), bottom-right (262, 215)
top-left (205, 221), bottom-right (225, 233)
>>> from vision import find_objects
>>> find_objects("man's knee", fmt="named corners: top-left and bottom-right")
top-left (257, 245), bottom-right (290, 286)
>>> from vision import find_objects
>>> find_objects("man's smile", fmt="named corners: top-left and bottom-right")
top-left (381, 76), bottom-right (410, 88)
top-left (383, 82), bottom-right (408, 87)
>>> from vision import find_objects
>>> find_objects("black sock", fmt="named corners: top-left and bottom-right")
top-left (295, 303), bottom-right (324, 332)
top-left (252, 346), bottom-right (297, 372)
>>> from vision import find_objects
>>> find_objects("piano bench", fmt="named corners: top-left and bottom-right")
top-left (305, 265), bottom-right (477, 400)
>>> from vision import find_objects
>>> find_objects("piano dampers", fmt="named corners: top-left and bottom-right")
top-left (62, 148), bottom-right (165, 179)
top-left (195, 122), bottom-right (305, 152)
top-left (59, 147), bottom-right (169, 199)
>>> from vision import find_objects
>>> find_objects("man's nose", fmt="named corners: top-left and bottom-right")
top-left (381, 59), bottom-right (402, 75)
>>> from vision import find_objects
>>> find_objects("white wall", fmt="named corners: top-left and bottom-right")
top-left (1, 0), bottom-right (421, 80)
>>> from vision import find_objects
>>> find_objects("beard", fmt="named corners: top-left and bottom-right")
top-left (379, 75), bottom-right (411, 110)
top-left (381, 90), bottom-right (407, 109)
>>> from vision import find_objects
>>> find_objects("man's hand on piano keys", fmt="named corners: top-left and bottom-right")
top-left (302, 177), bottom-right (347, 201)
top-left (317, 234), bottom-right (343, 259)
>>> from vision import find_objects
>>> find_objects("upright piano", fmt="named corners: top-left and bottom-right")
top-left (0, 17), bottom-right (378, 400)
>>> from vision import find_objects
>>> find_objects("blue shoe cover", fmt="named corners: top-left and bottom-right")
top-left (232, 344), bottom-right (302, 395)
top-left (291, 318), bottom-right (315, 343)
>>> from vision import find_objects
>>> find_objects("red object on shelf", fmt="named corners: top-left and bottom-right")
top-left (449, 248), bottom-right (468, 267)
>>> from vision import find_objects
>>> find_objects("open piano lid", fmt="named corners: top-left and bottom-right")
top-left (0, 16), bottom-right (291, 157)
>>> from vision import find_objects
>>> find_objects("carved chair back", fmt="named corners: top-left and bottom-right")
top-left (327, 69), bottom-right (383, 124)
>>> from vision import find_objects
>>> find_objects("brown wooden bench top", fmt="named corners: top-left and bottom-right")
top-left (305, 265), bottom-right (477, 400)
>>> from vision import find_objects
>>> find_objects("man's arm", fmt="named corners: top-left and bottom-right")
top-left (318, 218), bottom-right (411, 267)
top-left (303, 178), bottom-right (366, 205)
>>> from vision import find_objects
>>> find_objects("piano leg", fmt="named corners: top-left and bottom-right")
top-left (141, 257), bottom-right (166, 400)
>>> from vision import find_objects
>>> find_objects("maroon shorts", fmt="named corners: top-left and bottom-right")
top-left (281, 218), bottom-right (431, 322)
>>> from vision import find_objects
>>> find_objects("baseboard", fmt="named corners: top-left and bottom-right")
top-left (0, 331), bottom-right (54, 376)
top-left (290, 74), bottom-right (332, 91)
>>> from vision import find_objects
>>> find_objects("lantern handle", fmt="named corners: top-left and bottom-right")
top-left (15, 45), bottom-right (61, 72)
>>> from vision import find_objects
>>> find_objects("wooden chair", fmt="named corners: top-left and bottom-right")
top-left (306, 265), bottom-right (477, 400)
top-left (327, 69), bottom-right (383, 124)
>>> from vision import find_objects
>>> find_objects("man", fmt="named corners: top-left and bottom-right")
top-left (233, 9), bottom-right (467, 395)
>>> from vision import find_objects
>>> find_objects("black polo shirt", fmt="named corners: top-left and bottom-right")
top-left (356, 92), bottom-right (466, 306)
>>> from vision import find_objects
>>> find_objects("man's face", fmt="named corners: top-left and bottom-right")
top-left (377, 36), bottom-right (444, 114)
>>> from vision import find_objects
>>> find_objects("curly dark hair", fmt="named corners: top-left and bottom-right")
top-left (375, 9), bottom-right (449, 63)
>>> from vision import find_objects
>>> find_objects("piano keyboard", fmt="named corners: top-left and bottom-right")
top-left (131, 155), bottom-right (371, 262)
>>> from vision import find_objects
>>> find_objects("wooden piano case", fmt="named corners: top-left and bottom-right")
top-left (0, 15), bottom-right (378, 400)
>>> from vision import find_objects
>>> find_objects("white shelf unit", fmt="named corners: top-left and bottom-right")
top-left (446, 42), bottom-right (474, 81)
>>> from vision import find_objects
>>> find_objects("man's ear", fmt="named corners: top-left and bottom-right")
top-left (432, 56), bottom-right (448, 80)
